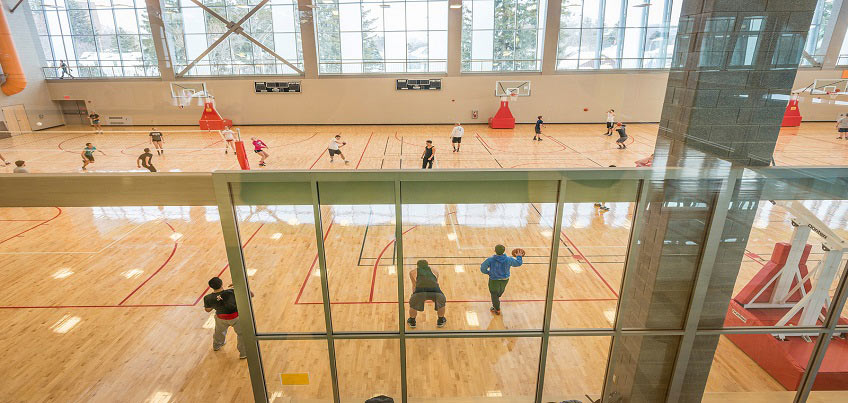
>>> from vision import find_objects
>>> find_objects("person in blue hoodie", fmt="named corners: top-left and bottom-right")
top-left (480, 244), bottom-right (524, 315)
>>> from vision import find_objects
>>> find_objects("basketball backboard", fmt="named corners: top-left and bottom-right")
top-left (495, 81), bottom-right (531, 97)
top-left (170, 82), bottom-right (209, 99)
top-left (811, 78), bottom-right (848, 95)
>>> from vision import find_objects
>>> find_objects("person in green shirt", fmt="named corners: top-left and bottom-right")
top-left (407, 260), bottom-right (446, 328)
top-left (81, 142), bottom-right (105, 171)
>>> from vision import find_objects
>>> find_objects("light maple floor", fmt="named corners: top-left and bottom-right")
top-left (2, 122), bottom-right (848, 402)
top-left (2, 121), bottom-right (847, 173)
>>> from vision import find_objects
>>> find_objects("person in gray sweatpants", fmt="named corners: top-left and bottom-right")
top-left (203, 277), bottom-right (252, 359)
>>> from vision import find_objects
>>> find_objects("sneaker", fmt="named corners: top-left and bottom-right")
top-left (344, 160), bottom-right (349, 164)
top-left (600, 206), bottom-right (610, 211)
top-left (490, 307), bottom-right (501, 315)
top-left (259, 163), bottom-right (266, 166)
top-left (437, 317), bottom-right (447, 328)
top-left (593, 203), bottom-right (601, 207)
top-left (330, 159), bottom-right (334, 163)
top-left (407, 317), bottom-right (416, 328)
top-left (225, 150), bottom-right (228, 154)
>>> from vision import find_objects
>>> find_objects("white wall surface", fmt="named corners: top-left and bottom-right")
top-left (44, 73), bottom-right (670, 126)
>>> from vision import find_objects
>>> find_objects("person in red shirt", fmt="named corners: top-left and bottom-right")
top-left (250, 136), bottom-right (269, 166)
top-left (203, 277), bottom-right (252, 359)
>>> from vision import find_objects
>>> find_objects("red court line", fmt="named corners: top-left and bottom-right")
top-left (559, 232), bottom-right (620, 298)
top-left (119, 140), bottom-right (151, 155)
top-left (57, 134), bottom-right (93, 153)
top-left (355, 132), bottom-right (374, 169)
top-left (294, 220), bottom-right (335, 304)
top-left (0, 303), bottom-right (193, 309)
top-left (267, 132), bottom-right (319, 149)
top-left (192, 223), bottom-right (266, 306)
top-left (0, 207), bottom-right (62, 245)
top-left (369, 225), bottom-right (420, 302)
top-left (298, 297), bottom-right (619, 305)
top-left (118, 221), bottom-right (179, 305)
top-left (308, 148), bottom-right (326, 169)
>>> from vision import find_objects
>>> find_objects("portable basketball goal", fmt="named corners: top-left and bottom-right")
top-left (784, 76), bottom-right (848, 127)
top-left (489, 81), bottom-right (530, 129)
top-left (170, 82), bottom-right (233, 131)
top-left (724, 200), bottom-right (848, 390)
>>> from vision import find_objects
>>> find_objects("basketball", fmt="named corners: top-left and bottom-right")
top-left (583, 107), bottom-right (589, 111)
top-left (511, 248), bottom-right (525, 257)
top-left (342, 142), bottom-right (347, 145)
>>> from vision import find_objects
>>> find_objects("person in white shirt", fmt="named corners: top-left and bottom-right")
top-left (13, 160), bottom-right (28, 173)
top-left (450, 123), bottom-right (464, 152)
top-left (221, 126), bottom-right (236, 154)
top-left (605, 109), bottom-right (615, 136)
top-left (837, 114), bottom-right (848, 140)
top-left (328, 134), bottom-right (349, 164)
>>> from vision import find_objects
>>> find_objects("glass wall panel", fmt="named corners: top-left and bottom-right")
top-left (315, 0), bottom-right (448, 74)
top-left (260, 340), bottom-right (333, 402)
top-left (30, 0), bottom-right (159, 78)
top-left (318, 202), bottom-right (399, 332)
top-left (604, 335), bottom-right (680, 401)
top-left (336, 339), bottom-right (402, 401)
top-left (406, 337), bottom-right (541, 401)
top-left (235, 205), bottom-right (325, 333)
top-left (711, 199), bottom-right (848, 330)
top-left (401, 202), bottom-right (553, 331)
top-left (0, 205), bottom-right (254, 400)
top-left (541, 336), bottom-right (610, 401)
top-left (701, 334), bottom-right (802, 402)
top-left (461, 0), bottom-right (547, 72)
top-left (163, 0), bottom-right (304, 76)
top-left (551, 200), bottom-right (631, 329)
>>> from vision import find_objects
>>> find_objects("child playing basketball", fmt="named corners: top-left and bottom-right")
top-left (421, 140), bottom-right (435, 169)
top-left (81, 142), bottom-right (105, 171)
top-left (221, 126), bottom-right (236, 154)
top-left (534, 116), bottom-right (544, 141)
top-left (328, 134), bottom-right (349, 164)
top-left (251, 137), bottom-right (269, 166)
top-left (605, 109), bottom-right (615, 136)
top-left (149, 127), bottom-right (164, 155)
top-left (615, 123), bottom-right (628, 149)
top-left (89, 112), bottom-right (102, 133)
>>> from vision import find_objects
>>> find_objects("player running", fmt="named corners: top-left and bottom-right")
top-left (251, 137), bottom-right (269, 166)
top-left (137, 148), bottom-right (156, 172)
top-left (81, 142), bottom-right (106, 171)
top-left (89, 112), bottom-right (102, 133)
top-left (221, 126), bottom-right (236, 154)
top-left (149, 127), bottom-right (164, 155)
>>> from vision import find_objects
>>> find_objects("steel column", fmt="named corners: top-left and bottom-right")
top-left (212, 176), bottom-right (268, 403)
top-left (310, 181), bottom-right (341, 403)
top-left (533, 180), bottom-right (567, 402)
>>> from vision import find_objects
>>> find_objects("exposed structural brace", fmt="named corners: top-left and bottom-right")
top-left (177, 0), bottom-right (304, 77)
top-left (744, 200), bottom-right (847, 339)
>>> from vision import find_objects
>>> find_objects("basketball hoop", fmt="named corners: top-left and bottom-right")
top-left (506, 88), bottom-right (519, 104)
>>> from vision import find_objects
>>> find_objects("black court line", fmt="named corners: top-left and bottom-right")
top-left (476, 133), bottom-right (503, 168)
top-left (357, 210), bottom-right (372, 267)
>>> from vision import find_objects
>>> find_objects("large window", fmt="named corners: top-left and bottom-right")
top-left (162, 0), bottom-right (303, 76)
top-left (801, 0), bottom-right (834, 66)
top-left (313, 0), bottom-right (448, 74)
top-left (556, 0), bottom-right (682, 70)
top-left (30, 0), bottom-right (159, 78)
top-left (461, 0), bottom-right (548, 72)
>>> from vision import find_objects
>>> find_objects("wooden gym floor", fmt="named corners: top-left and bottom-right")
top-left (1, 122), bottom-right (847, 402)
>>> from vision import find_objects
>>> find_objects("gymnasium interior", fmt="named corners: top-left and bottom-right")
top-left (3, 0), bottom-right (848, 402)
